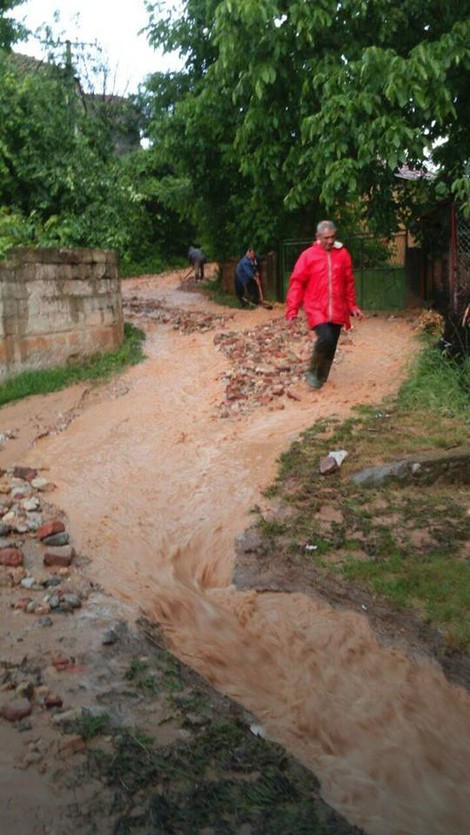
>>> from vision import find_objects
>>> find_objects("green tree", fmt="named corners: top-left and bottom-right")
top-left (0, 43), bottom-right (193, 268)
top-left (0, 0), bottom-right (27, 49)
top-left (143, 0), bottom-right (470, 248)
top-left (143, 0), bottom-right (315, 256)
top-left (0, 52), bottom-right (133, 249)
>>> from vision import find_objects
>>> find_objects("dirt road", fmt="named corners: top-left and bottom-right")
top-left (1, 269), bottom-right (469, 835)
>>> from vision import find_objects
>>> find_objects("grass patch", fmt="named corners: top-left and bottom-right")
top-left (72, 712), bottom-right (111, 740)
top-left (67, 623), bottom-right (363, 833)
top-left (398, 342), bottom-right (470, 419)
top-left (88, 717), bottom-right (360, 834)
top-left (258, 343), bottom-right (470, 652)
top-left (124, 650), bottom-right (184, 697)
top-left (343, 551), bottom-right (470, 645)
top-left (0, 322), bottom-right (146, 407)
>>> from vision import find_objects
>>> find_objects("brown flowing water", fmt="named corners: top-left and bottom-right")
top-left (2, 271), bottom-right (469, 835)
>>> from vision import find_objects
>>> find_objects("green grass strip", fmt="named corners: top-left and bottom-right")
top-left (0, 322), bottom-right (146, 407)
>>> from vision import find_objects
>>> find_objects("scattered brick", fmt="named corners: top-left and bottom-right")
top-left (37, 520), bottom-right (66, 541)
top-left (0, 547), bottom-right (24, 567)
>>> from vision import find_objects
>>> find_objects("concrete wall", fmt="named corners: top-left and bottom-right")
top-left (0, 247), bottom-right (123, 382)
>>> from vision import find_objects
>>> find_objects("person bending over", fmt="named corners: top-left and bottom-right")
top-left (234, 246), bottom-right (261, 308)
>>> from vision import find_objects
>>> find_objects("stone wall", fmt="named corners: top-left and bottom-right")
top-left (0, 247), bottom-right (123, 382)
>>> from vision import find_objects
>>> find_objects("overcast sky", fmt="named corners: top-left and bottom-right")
top-left (12, 0), bottom-right (181, 94)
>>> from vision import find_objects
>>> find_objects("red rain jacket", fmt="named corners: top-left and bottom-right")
top-left (285, 241), bottom-right (360, 330)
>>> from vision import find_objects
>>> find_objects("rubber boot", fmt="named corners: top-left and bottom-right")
top-left (305, 371), bottom-right (323, 389)
top-left (307, 347), bottom-right (325, 388)
top-left (317, 357), bottom-right (333, 384)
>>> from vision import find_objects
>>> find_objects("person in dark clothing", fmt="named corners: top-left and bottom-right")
top-left (234, 247), bottom-right (261, 308)
top-left (187, 245), bottom-right (206, 281)
top-left (286, 220), bottom-right (364, 388)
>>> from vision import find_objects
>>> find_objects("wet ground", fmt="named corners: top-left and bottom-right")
top-left (1, 268), bottom-right (469, 834)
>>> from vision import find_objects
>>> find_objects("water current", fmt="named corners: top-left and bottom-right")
top-left (5, 272), bottom-right (469, 835)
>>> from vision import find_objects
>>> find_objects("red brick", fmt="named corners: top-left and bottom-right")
top-left (0, 547), bottom-right (24, 567)
top-left (37, 520), bottom-right (65, 540)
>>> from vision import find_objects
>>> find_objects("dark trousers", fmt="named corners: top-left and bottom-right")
top-left (310, 323), bottom-right (342, 383)
top-left (193, 261), bottom-right (204, 281)
top-left (235, 277), bottom-right (260, 307)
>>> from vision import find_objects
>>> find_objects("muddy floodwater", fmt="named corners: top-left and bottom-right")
top-left (2, 270), bottom-right (469, 835)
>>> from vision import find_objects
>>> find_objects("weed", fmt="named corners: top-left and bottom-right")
top-left (398, 342), bottom-right (470, 419)
top-left (92, 717), bottom-right (362, 834)
top-left (72, 712), bottom-right (111, 740)
top-left (125, 657), bottom-right (149, 680)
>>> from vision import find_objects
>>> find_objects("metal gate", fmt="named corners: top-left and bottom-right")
top-left (278, 232), bottom-right (407, 310)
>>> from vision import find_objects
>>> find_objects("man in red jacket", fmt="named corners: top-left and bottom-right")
top-left (285, 220), bottom-right (364, 388)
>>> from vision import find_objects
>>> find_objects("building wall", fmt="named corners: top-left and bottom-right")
top-left (0, 248), bottom-right (123, 382)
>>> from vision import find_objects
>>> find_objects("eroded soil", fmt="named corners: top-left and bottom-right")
top-left (1, 268), bottom-right (469, 835)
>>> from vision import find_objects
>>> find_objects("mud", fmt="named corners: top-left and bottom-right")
top-left (1, 269), bottom-right (469, 835)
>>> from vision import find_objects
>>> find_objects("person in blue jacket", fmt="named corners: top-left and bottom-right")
top-left (234, 246), bottom-right (260, 308)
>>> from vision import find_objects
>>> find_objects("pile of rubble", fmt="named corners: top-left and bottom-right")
top-left (123, 296), bottom-right (235, 334)
top-left (0, 466), bottom-right (85, 623)
top-left (123, 295), bottom-right (346, 417)
top-left (214, 318), bottom-right (313, 417)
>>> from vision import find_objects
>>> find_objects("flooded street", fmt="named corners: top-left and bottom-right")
top-left (2, 270), bottom-right (469, 835)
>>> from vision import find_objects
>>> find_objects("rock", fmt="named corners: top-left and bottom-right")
top-left (12, 485), bottom-right (32, 499)
top-left (26, 600), bottom-right (51, 615)
top-left (26, 513), bottom-right (44, 532)
top-left (102, 620), bottom-right (129, 645)
top-left (44, 576), bottom-right (62, 587)
top-left (46, 593), bottom-right (61, 609)
top-left (286, 390), bottom-right (301, 401)
top-left (14, 597), bottom-right (33, 610)
top-left (31, 477), bottom-right (55, 492)
top-left (41, 532), bottom-right (70, 547)
top-left (37, 520), bottom-right (66, 540)
top-left (1, 698), bottom-right (32, 722)
top-left (319, 456), bottom-right (339, 475)
top-left (2, 510), bottom-right (23, 527)
top-left (43, 546), bottom-right (74, 567)
top-left (44, 695), bottom-right (64, 709)
top-left (0, 547), bottom-right (24, 567)
top-left (21, 576), bottom-right (44, 590)
top-left (37, 616), bottom-right (54, 628)
top-left (351, 448), bottom-right (470, 487)
top-left (60, 593), bottom-right (82, 609)
top-left (52, 707), bottom-right (83, 725)
top-left (13, 467), bottom-right (38, 481)
top-left (21, 497), bottom-right (40, 512)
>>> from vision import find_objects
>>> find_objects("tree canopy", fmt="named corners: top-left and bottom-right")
top-left (1, 1), bottom-right (468, 268)
top-left (0, 0), bottom-right (27, 49)
top-left (142, 0), bottom-right (470, 253)
top-left (0, 36), bottom-right (193, 269)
